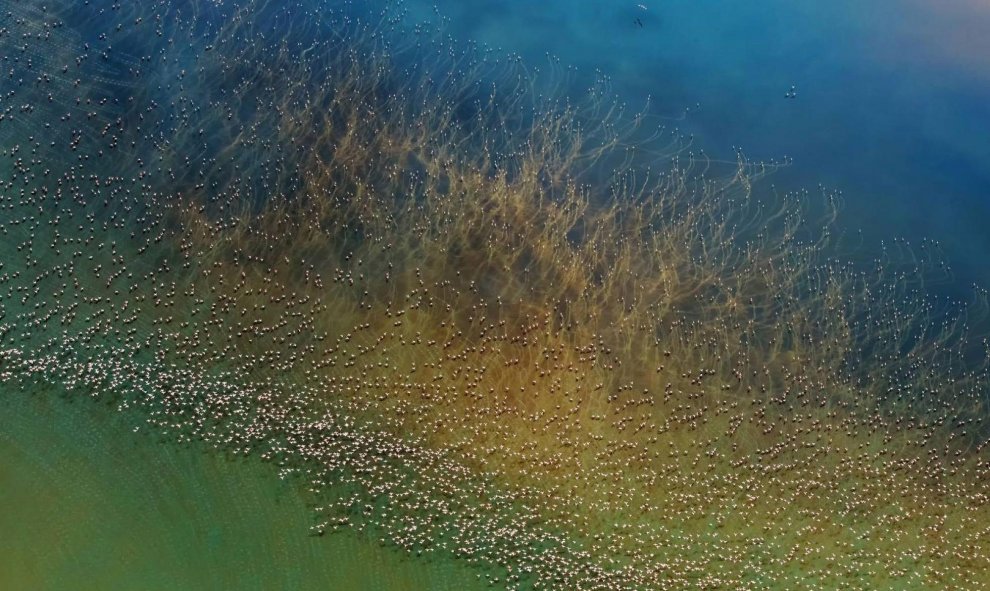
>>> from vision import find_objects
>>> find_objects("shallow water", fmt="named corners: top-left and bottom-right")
top-left (408, 0), bottom-right (990, 295)
top-left (0, 390), bottom-right (494, 591)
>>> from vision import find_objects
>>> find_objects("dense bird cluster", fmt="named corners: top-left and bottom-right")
top-left (2, 1), bottom-right (989, 589)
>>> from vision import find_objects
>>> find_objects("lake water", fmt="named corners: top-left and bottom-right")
top-left (0, 0), bottom-right (990, 591)
top-left (406, 0), bottom-right (990, 295)
top-left (0, 389), bottom-right (493, 591)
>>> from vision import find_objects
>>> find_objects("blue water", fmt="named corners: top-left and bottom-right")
top-left (409, 0), bottom-right (990, 295)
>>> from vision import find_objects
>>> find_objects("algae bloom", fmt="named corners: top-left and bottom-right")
top-left (1, 1), bottom-right (989, 590)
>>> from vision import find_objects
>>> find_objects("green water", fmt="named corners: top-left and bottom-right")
top-left (0, 391), bottom-right (497, 591)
